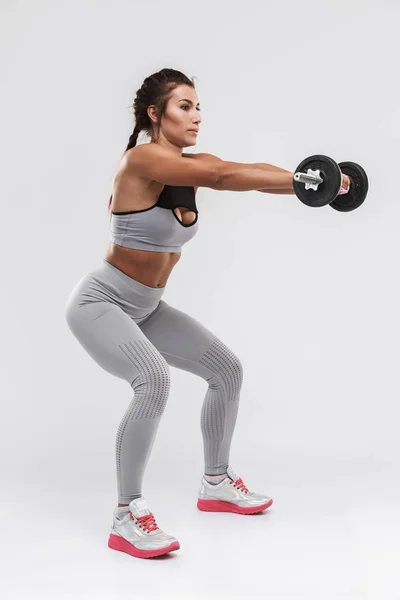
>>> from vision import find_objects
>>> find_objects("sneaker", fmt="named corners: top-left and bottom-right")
top-left (108, 497), bottom-right (180, 559)
top-left (197, 466), bottom-right (273, 514)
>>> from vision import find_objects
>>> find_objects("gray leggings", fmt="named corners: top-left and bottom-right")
top-left (65, 260), bottom-right (243, 504)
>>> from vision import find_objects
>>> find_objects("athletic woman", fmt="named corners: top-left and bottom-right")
top-left (65, 68), bottom-right (350, 559)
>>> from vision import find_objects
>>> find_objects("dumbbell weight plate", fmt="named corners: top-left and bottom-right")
top-left (329, 162), bottom-right (369, 212)
top-left (293, 155), bottom-right (342, 208)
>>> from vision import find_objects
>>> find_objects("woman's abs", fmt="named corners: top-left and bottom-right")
top-left (103, 242), bottom-right (181, 288)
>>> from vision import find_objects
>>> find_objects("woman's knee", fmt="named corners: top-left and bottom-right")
top-left (130, 351), bottom-right (171, 418)
top-left (202, 337), bottom-right (244, 394)
top-left (131, 352), bottom-right (171, 389)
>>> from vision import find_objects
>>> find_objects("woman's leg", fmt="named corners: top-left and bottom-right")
top-left (139, 300), bottom-right (244, 475)
top-left (65, 299), bottom-right (171, 504)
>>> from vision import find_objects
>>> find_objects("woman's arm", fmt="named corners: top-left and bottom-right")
top-left (183, 152), bottom-right (295, 193)
top-left (254, 164), bottom-right (296, 195)
top-left (216, 161), bottom-right (294, 192)
top-left (130, 146), bottom-right (294, 192)
top-left (257, 188), bottom-right (295, 194)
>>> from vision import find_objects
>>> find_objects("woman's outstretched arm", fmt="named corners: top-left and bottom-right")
top-left (183, 152), bottom-right (295, 194)
top-left (130, 146), bottom-right (294, 192)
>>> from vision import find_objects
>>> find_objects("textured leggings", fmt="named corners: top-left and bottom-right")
top-left (65, 260), bottom-right (243, 504)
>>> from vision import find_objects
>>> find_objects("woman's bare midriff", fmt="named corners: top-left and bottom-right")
top-left (103, 242), bottom-right (181, 288)
top-left (103, 149), bottom-right (196, 289)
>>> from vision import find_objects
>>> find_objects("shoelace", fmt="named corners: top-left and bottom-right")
top-left (130, 512), bottom-right (159, 533)
top-left (229, 477), bottom-right (249, 493)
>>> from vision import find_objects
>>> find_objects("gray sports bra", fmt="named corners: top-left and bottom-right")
top-left (110, 185), bottom-right (199, 253)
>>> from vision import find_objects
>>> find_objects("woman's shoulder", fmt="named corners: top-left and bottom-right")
top-left (182, 152), bottom-right (223, 164)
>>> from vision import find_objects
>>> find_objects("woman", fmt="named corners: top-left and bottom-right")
top-left (65, 68), bottom-right (349, 560)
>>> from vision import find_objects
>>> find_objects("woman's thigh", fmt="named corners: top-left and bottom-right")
top-left (139, 300), bottom-right (243, 383)
top-left (66, 300), bottom-right (167, 386)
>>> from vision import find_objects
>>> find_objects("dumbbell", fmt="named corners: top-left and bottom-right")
top-left (293, 155), bottom-right (369, 212)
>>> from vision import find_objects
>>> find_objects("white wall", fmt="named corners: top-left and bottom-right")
top-left (1, 0), bottom-right (398, 598)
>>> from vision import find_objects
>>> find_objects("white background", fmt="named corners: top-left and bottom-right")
top-left (1, 0), bottom-right (399, 598)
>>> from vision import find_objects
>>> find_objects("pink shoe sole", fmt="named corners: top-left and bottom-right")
top-left (197, 498), bottom-right (273, 514)
top-left (108, 533), bottom-right (180, 558)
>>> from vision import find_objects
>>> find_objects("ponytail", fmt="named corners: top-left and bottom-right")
top-left (125, 122), bottom-right (142, 152)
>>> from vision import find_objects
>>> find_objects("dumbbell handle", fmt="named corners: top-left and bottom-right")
top-left (293, 171), bottom-right (323, 185)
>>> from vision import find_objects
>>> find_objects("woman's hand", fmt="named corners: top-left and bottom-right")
top-left (338, 173), bottom-right (351, 195)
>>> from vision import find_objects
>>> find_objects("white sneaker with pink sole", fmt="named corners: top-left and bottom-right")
top-left (197, 466), bottom-right (273, 514)
top-left (108, 497), bottom-right (180, 559)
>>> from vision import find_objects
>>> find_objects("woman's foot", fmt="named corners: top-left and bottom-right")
top-left (108, 497), bottom-right (180, 559)
top-left (197, 466), bottom-right (273, 514)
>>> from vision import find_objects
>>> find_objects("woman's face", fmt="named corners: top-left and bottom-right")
top-left (151, 84), bottom-right (202, 148)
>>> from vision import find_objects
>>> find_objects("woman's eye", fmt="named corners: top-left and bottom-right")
top-left (182, 106), bottom-right (201, 111)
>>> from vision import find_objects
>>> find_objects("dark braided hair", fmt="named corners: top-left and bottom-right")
top-left (108, 68), bottom-right (197, 217)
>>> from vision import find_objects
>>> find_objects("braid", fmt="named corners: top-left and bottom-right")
top-left (125, 122), bottom-right (142, 152)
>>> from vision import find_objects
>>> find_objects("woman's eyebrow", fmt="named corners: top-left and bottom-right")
top-left (178, 99), bottom-right (200, 106)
